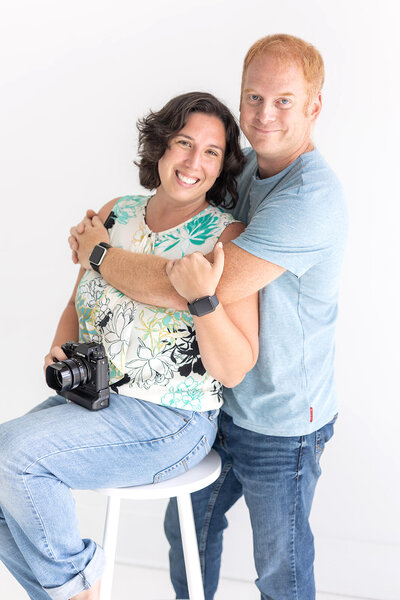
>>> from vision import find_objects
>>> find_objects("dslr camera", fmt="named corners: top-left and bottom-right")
top-left (46, 342), bottom-right (110, 410)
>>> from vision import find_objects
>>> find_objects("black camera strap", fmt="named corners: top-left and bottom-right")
top-left (104, 210), bottom-right (117, 230)
top-left (110, 374), bottom-right (131, 394)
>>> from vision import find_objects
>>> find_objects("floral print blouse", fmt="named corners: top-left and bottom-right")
top-left (75, 195), bottom-right (236, 411)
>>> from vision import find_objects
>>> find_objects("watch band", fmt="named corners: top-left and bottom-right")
top-left (187, 294), bottom-right (219, 317)
top-left (89, 242), bottom-right (112, 273)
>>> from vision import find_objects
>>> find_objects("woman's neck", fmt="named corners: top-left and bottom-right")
top-left (145, 191), bottom-right (209, 233)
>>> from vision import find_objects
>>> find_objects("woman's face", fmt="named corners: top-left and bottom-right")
top-left (157, 112), bottom-right (226, 207)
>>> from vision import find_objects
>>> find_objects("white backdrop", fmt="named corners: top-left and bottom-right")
top-left (1, 0), bottom-right (399, 598)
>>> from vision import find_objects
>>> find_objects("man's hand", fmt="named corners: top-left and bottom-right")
top-left (166, 242), bottom-right (224, 303)
top-left (43, 345), bottom-right (68, 374)
top-left (69, 214), bottom-right (109, 270)
top-left (69, 209), bottom-right (97, 264)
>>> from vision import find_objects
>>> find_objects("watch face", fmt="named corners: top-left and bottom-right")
top-left (90, 245), bottom-right (106, 266)
top-left (195, 297), bottom-right (215, 315)
top-left (188, 294), bottom-right (219, 316)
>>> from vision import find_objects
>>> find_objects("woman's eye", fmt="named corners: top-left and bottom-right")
top-left (206, 149), bottom-right (218, 157)
top-left (178, 140), bottom-right (190, 147)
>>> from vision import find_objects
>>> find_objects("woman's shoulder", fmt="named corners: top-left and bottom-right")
top-left (98, 195), bottom-right (152, 224)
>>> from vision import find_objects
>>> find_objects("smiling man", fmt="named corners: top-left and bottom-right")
top-left (69, 34), bottom-right (348, 600)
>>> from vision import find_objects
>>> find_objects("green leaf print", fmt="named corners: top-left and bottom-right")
top-left (113, 196), bottom-right (147, 225)
top-left (154, 211), bottom-right (221, 254)
top-left (184, 212), bottom-right (220, 245)
top-left (160, 377), bottom-right (204, 411)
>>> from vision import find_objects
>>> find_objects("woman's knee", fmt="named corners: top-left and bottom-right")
top-left (0, 417), bottom-right (43, 491)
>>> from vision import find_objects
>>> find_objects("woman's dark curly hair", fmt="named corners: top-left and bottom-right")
top-left (135, 92), bottom-right (246, 209)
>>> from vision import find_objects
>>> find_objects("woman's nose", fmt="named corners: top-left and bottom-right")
top-left (185, 149), bottom-right (201, 170)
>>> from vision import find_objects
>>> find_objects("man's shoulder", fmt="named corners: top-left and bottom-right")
top-left (268, 149), bottom-right (346, 212)
top-left (298, 149), bottom-right (343, 190)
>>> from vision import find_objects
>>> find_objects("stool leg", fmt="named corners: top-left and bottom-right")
top-left (100, 496), bottom-right (121, 600)
top-left (177, 493), bottom-right (205, 600)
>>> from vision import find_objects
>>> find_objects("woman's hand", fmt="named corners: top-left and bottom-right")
top-left (69, 209), bottom-right (97, 264)
top-left (166, 242), bottom-right (224, 303)
top-left (69, 215), bottom-right (110, 270)
top-left (43, 346), bottom-right (68, 374)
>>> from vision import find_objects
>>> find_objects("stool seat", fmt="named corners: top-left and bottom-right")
top-left (95, 448), bottom-right (222, 500)
top-left (94, 449), bottom-right (222, 600)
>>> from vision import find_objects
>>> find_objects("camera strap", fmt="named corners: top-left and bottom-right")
top-left (103, 210), bottom-right (117, 230)
top-left (110, 373), bottom-right (131, 394)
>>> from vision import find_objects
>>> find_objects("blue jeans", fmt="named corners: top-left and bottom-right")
top-left (164, 410), bottom-right (336, 600)
top-left (0, 394), bottom-right (218, 600)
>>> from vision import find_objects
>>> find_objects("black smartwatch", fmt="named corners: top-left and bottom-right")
top-left (89, 242), bottom-right (112, 273)
top-left (187, 294), bottom-right (219, 317)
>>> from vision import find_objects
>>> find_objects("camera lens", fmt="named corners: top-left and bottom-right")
top-left (46, 357), bottom-right (90, 393)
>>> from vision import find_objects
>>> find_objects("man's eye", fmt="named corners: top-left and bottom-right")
top-left (278, 98), bottom-right (291, 106)
top-left (248, 94), bottom-right (261, 102)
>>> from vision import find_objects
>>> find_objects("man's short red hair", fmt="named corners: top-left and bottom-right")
top-left (241, 34), bottom-right (325, 103)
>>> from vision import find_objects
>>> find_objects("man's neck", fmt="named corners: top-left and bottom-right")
top-left (257, 141), bottom-right (314, 179)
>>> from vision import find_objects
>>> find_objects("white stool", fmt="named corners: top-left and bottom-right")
top-left (94, 449), bottom-right (222, 600)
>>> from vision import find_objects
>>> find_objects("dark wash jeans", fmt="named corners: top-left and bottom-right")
top-left (164, 411), bottom-right (337, 600)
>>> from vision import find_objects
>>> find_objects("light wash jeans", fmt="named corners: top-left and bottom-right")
top-left (165, 410), bottom-right (337, 600)
top-left (0, 393), bottom-right (218, 600)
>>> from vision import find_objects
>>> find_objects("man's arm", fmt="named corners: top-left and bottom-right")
top-left (70, 205), bottom-right (285, 309)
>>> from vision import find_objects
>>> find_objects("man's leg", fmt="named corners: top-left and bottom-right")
top-left (223, 412), bottom-right (337, 600)
top-left (164, 424), bottom-right (243, 600)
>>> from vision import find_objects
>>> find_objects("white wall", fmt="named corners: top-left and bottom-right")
top-left (1, 0), bottom-right (399, 598)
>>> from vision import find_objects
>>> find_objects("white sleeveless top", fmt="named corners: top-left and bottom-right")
top-left (75, 195), bottom-right (236, 411)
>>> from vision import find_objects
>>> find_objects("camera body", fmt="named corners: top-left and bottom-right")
top-left (46, 342), bottom-right (110, 410)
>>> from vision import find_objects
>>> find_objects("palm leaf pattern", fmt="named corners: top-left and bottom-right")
top-left (114, 195), bottom-right (146, 224)
top-left (155, 212), bottom-right (221, 254)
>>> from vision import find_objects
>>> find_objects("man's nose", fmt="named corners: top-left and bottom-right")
top-left (256, 102), bottom-right (277, 123)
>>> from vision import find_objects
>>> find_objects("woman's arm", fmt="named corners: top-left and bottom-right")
top-left (166, 224), bottom-right (259, 387)
top-left (43, 266), bottom-right (85, 372)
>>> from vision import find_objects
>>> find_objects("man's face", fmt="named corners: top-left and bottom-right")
top-left (240, 54), bottom-right (321, 175)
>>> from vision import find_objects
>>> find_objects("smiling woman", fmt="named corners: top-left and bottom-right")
top-left (0, 91), bottom-right (258, 600)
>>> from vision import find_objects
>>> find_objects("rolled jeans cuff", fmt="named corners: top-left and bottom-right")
top-left (43, 544), bottom-right (106, 600)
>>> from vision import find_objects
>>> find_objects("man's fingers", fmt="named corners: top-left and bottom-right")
top-left (86, 209), bottom-right (96, 218)
top-left (92, 215), bottom-right (102, 226)
top-left (68, 235), bottom-right (78, 251)
top-left (213, 242), bottom-right (225, 276)
top-left (165, 260), bottom-right (175, 277)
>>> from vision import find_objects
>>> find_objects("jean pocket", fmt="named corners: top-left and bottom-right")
top-left (198, 409), bottom-right (219, 432)
top-left (315, 414), bottom-right (337, 466)
top-left (153, 435), bottom-right (209, 484)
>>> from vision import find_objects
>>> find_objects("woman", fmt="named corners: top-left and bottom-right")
top-left (0, 92), bottom-right (258, 600)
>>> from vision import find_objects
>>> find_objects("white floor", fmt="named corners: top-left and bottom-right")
top-left (0, 560), bottom-right (370, 599)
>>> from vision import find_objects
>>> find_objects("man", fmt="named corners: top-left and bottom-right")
top-left (70, 34), bottom-right (348, 600)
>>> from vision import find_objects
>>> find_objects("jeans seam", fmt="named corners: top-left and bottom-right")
top-left (22, 472), bottom-right (83, 576)
top-left (198, 459), bottom-right (233, 581)
top-left (291, 437), bottom-right (303, 600)
top-left (22, 413), bottom-right (198, 475)
top-left (21, 472), bottom-right (58, 562)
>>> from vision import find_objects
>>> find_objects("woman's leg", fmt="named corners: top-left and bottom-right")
top-left (0, 394), bottom-right (217, 599)
top-left (0, 396), bottom-right (69, 599)
top-left (0, 505), bottom-right (52, 599)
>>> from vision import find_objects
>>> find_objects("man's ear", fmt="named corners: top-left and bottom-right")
top-left (309, 92), bottom-right (322, 121)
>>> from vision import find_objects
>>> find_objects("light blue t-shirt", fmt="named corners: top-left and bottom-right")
top-left (223, 148), bottom-right (348, 436)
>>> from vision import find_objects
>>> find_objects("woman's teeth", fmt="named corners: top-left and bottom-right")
top-left (176, 171), bottom-right (199, 185)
